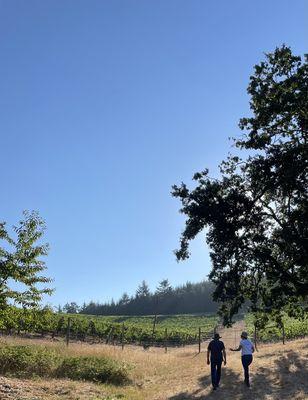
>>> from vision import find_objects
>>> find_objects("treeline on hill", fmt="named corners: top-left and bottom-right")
top-left (62, 280), bottom-right (219, 316)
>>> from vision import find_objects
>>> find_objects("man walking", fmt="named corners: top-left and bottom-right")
top-left (207, 333), bottom-right (226, 390)
top-left (230, 331), bottom-right (255, 387)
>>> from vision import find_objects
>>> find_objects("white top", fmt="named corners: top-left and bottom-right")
top-left (240, 339), bottom-right (254, 356)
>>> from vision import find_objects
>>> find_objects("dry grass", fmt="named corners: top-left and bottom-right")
top-left (0, 334), bottom-right (307, 400)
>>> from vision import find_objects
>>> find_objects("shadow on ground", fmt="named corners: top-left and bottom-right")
top-left (168, 351), bottom-right (308, 400)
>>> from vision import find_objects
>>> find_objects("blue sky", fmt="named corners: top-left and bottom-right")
top-left (0, 0), bottom-right (307, 307)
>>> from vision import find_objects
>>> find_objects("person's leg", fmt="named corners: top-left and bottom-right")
top-left (246, 355), bottom-right (253, 386)
top-left (216, 360), bottom-right (222, 387)
top-left (241, 356), bottom-right (248, 385)
top-left (241, 355), bottom-right (252, 386)
top-left (211, 361), bottom-right (217, 388)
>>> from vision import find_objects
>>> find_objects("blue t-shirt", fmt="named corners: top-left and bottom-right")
top-left (208, 339), bottom-right (225, 361)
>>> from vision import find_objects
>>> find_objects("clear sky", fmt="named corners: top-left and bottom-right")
top-left (0, 0), bottom-right (307, 307)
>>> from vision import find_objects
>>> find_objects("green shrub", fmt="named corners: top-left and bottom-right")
top-left (0, 345), bottom-right (59, 377)
top-left (57, 356), bottom-right (129, 384)
top-left (0, 343), bottom-right (129, 385)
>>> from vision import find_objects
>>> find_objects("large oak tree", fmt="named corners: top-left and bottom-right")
top-left (172, 46), bottom-right (308, 325)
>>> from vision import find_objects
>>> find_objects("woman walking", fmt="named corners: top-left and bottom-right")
top-left (230, 331), bottom-right (255, 387)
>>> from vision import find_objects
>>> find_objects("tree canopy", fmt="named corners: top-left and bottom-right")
top-left (0, 211), bottom-right (53, 310)
top-left (63, 302), bottom-right (80, 314)
top-left (136, 280), bottom-right (151, 298)
top-left (172, 46), bottom-right (308, 325)
top-left (77, 279), bottom-right (217, 316)
top-left (155, 279), bottom-right (172, 297)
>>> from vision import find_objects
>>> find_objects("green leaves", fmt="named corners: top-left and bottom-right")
top-left (0, 211), bottom-right (53, 309)
top-left (238, 45), bottom-right (307, 150)
top-left (172, 46), bottom-right (308, 325)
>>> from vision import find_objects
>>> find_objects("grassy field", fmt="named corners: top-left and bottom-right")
top-left (90, 314), bottom-right (218, 329)
top-left (0, 325), bottom-right (307, 400)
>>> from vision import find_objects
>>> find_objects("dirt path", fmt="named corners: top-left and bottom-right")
top-left (217, 320), bottom-right (246, 348)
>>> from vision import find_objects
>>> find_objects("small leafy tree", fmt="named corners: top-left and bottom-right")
top-left (172, 46), bottom-right (308, 325)
top-left (0, 211), bottom-right (53, 310)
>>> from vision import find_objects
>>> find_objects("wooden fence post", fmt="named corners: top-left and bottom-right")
top-left (164, 328), bottom-right (168, 353)
top-left (106, 326), bottom-right (114, 344)
top-left (282, 323), bottom-right (285, 345)
top-left (121, 323), bottom-right (125, 350)
top-left (66, 317), bottom-right (71, 347)
top-left (152, 313), bottom-right (157, 347)
top-left (152, 313), bottom-right (157, 336)
top-left (254, 324), bottom-right (258, 351)
top-left (198, 327), bottom-right (201, 354)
